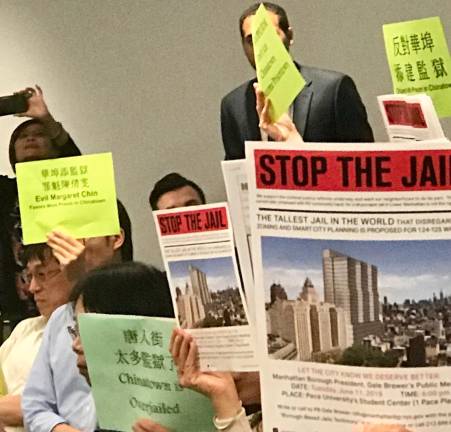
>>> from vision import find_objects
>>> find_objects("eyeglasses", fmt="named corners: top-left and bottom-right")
top-left (67, 322), bottom-right (79, 340)
top-left (23, 267), bottom-right (61, 285)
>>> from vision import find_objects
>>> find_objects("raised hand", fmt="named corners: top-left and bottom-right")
top-left (46, 230), bottom-right (86, 283)
top-left (15, 85), bottom-right (50, 120)
top-left (254, 82), bottom-right (303, 142)
top-left (169, 328), bottom-right (242, 419)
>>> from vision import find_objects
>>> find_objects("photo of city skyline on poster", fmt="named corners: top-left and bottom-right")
top-left (168, 257), bottom-right (248, 329)
top-left (262, 236), bottom-right (451, 368)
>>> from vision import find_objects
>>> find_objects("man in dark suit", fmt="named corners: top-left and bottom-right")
top-left (221, 2), bottom-right (374, 160)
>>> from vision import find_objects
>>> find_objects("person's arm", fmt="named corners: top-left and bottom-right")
top-left (0, 394), bottom-right (22, 426)
top-left (334, 75), bottom-right (374, 142)
top-left (16, 86), bottom-right (81, 155)
top-left (170, 329), bottom-right (252, 432)
top-left (21, 314), bottom-right (73, 432)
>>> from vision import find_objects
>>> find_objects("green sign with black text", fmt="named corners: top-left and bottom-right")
top-left (79, 314), bottom-right (214, 432)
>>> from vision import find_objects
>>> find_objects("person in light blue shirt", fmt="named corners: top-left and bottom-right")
top-left (21, 303), bottom-right (97, 432)
top-left (22, 202), bottom-right (132, 432)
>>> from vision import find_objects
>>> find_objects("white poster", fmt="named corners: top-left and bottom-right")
top-left (153, 203), bottom-right (257, 371)
top-left (247, 140), bottom-right (451, 432)
top-left (222, 160), bottom-right (255, 323)
top-left (378, 93), bottom-right (447, 142)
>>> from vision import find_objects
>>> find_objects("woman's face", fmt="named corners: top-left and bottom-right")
top-left (14, 123), bottom-right (57, 163)
top-left (71, 297), bottom-right (90, 384)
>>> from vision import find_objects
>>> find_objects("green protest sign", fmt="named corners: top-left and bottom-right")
top-left (252, 3), bottom-right (305, 121)
top-left (16, 153), bottom-right (120, 244)
top-left (383, 16), bottom-right (451, 118)
top-left (78, 314), bottom-right (214, 432)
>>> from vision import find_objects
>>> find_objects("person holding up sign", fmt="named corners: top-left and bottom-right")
top-left (220, 2), bottom-right (374, 160)
top-left (21, 202), bottom-right (132, 432)
top-left (169, 328), bottom-right (262, 432)
top-left (130, 328), bottom-right (261, 432)
top-left (1, 86), bottom-right (80, 328)
top-left (254, 82), bottom-right (302, 143)
top-left (68, 262), bottom-right (174, 432)
top-left (69, 261), bottom-right (174, 384)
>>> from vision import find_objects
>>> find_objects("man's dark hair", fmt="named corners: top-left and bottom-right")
top-left (22, 243), bottom-right (53, 267)
top-left (70, 261), bottom-right (174, 318)
top-left (8, 119), bottom-right (81, 170)
top-left (117, 200), bottom-right (133, 261)
top-left (239, 2), bottom-right (290, 38)
top-left (148, 173), bottom-right (206, 211)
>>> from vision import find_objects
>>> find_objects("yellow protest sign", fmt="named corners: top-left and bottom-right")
top-left (383, 17), bottom-right (451, 118)
top-left (252, 3), bottom-right (305, 121)
top-left (0, 368), bottom-right (7, 395)
top-left (16, 153), bottom-right (120, 244)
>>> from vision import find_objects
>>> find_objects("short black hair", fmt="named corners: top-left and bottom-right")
top-left (239, 2), bottom-right (290, 38)
top-left (70, 261), bottom-right (174, 318)
top-left (117, 200), bottom-right (133, 261)
top-left (9, 119), bottom-right (39, 168)
top-left (148, 173), bottom-right (206, 211)
top-left (22, 243), bottom-right (53, 267)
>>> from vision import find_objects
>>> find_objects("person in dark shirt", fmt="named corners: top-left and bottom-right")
top-left (0, 86), bottom-right (80, 330)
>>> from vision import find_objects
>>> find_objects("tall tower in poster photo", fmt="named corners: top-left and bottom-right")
top-left (176, 282), bottom-right (206, 328)
top-left (175, 265), bottom-right (212, 328)
top-left (189, 265), bottom-right (212, 306)
top-left (322, 249), bottom-right (383, 344)
top-left (267, 278), bottom-right (350, 361)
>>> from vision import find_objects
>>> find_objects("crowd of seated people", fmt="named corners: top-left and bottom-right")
top-left (0, 81), bottom-right (287, 432)
top-left (0, 83), bottom-right (266, 432)
top-left (0, 3), bottom-right (418, 432)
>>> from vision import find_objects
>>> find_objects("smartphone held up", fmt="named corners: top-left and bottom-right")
top-left (0, 92), bottom-right (30, 117)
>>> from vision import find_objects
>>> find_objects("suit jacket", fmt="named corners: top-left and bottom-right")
top-left (220, 64), bottom-right (374, 160)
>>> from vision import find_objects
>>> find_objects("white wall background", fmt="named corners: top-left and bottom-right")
top-left (1, 0), bottom-right (450, 267)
